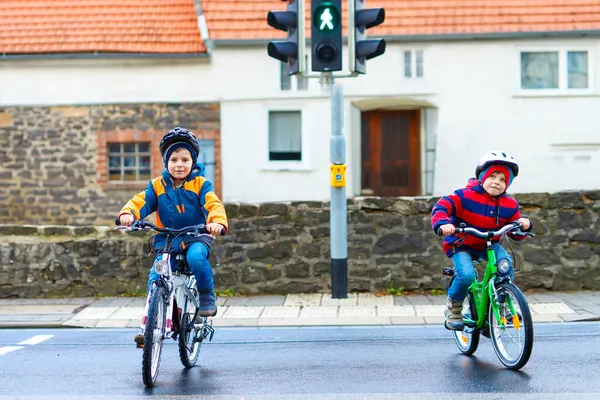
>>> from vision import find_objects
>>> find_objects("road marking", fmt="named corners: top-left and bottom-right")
top-left (18, 335), bottom-right (54, 345)
top-left (0, 335), bottom-right (54, 355)
top-left (0, 346), bottom-right (24, 355)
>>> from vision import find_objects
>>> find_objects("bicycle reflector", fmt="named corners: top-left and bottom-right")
top-left (154, 260), bottom-right (169, 275)
top-left (497, 259), bottom-right (510, 274)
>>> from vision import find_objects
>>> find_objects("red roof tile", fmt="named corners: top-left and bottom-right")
top-left (202, 0), bottom-right (600, 40)
top-left (2, 1), bottom-right (599, 55)
top-left (1, 0), bottom-right (205, 55)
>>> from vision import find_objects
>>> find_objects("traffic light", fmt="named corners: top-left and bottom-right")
top-left (267, 0), bottom-right (305, 75)
top-left (311, 0), bottom-right (342, 72)
top-left (349, 0), bottom-right (386, 74)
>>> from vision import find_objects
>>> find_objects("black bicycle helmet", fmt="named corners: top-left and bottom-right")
top-left (159, 127), bottom-right (200, 163)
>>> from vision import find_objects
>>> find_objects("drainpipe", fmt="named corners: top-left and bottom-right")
top-left (193, 0), bottom-right (213, 56)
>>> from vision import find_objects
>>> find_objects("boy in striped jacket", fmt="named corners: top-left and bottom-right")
top-left (431, 150), bottom-right (533, 331)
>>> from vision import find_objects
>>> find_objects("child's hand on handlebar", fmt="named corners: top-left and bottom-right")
top-left (119, 214), bottom-right (134, 226)
top-left (206, 222), bottom-right (224, 236)
top-left (439, 224), bottom-right (456, 236)
top-left (517, 218), bottom-right (531, 231)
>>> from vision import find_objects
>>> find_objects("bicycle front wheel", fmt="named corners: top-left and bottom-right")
top-left (179, 288), bottom-right (201, 368)
top-left (142, 284), bottom-right (167, 387)
top-left (489, 282), bottom-right (534, 370)
top-left (453, 291), bottom-right (480, 355)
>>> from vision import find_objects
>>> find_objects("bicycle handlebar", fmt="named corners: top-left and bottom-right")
top-left (114, 218), bottom-right (225, 237)
top-left (437, 221), bottom-right (525, 239)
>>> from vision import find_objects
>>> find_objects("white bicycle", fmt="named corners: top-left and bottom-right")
top-left (116, 219), bottom-right (219, 387)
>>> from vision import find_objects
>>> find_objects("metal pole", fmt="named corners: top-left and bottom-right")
top-left (327, 73), bottom-right (348, 298)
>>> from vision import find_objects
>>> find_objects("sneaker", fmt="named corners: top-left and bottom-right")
top-left (444, 297), bottom-right (465, 331)
top-left (134, 333), bottom-right (144, 348)
top-left (198, 290), bottom-right (217, 317)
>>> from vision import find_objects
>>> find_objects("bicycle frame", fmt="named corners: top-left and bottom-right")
top-left (140, 251), bottom-right (200, 335)
top-left (463, 239), bottom-right (518, 330)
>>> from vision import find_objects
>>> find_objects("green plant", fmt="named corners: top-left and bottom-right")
top-left (386, 281), bottom-right (404, 296)
top-left (215, 288), bottom-right (238, 297)
top-left (429, 287), bottom-right (445, 296)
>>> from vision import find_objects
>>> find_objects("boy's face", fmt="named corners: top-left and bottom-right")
top-left (167, 148), bottom-right (193, 181)
top-left (482, 171), bottom-right (507, 196)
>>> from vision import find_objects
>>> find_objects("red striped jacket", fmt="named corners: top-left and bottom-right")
top-left (431, 178), bottom-right (529, 257)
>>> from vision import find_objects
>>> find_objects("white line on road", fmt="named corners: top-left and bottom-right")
top-left (0, 346), bottom-right (24, 355)
top-left (0, 335), bottom-right (54, 355)
top-left (18, 335), bottom-right (54, 346)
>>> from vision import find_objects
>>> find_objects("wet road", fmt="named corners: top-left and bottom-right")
top-left (0, 323), bottom-right (599, 399)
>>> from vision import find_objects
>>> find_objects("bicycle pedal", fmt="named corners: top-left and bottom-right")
top-left (442, 267), bottom-right (455, 277)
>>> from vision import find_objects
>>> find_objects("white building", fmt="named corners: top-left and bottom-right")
top-left (1, 1), bottom-right (599, 203)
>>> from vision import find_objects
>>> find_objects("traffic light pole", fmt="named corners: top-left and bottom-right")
top-left (321, 72), bottom-right (348, 298)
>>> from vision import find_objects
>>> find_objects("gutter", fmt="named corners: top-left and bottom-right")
top-left (212, 29), bottom-right (600, 47)
top-left (193, 0), bottom-right (213, 56)
top-left (0, 52), bottom-right (209, 61)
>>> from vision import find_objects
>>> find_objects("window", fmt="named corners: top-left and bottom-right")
top-left (520, 50), bottom-right (589, 91)
top-left (279, 56), bottom-right (309, 91)
top-left (268, 111), bottom-right (302, 161)
top-left (107, 142), bottom-right (151, 181)
top-left (404, 49), bottom-right (423, 78)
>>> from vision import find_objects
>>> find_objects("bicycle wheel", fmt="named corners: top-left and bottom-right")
top-left (142, 284), bottom-right (167, 387)
top-left (489, 282), bottom-right (534, 370)
top-left (453, 291), bottom-right (480, 355)
top-left (179, 288), bottom-right (202, 368)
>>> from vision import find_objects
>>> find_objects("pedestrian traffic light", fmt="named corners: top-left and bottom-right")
top-left (311, 0), bottom-right (342, 72)
top-left (349, 0), bottom-right (386, 74)
top-left (267, 0), bottom-right (305, 75)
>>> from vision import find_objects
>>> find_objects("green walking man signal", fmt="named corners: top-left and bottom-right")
top-left (319, 8), bottom-right (334, 30)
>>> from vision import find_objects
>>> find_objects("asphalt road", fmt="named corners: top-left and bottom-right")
top-left (0, 323), bottom-right (599, 399)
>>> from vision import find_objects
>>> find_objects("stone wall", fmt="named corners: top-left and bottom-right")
top-left (1, 191), bottom-right (599, 298)
top-left (0, 103), bottom-right (220, 226)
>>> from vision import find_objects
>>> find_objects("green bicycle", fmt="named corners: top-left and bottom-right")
top-left (439, 221), bottom-right (535, 370)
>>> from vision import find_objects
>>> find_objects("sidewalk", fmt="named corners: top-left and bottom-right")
top-left (1, 291), bottom-right (600, 329)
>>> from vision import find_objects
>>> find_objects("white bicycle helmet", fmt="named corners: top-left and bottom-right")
top-left (475, 150), bottom-right (519, 178)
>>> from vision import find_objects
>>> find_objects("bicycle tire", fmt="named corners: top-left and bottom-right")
top-left (179, 288), bottom-right (202, 368)
top-left (142, 284), bottom-right (167, 387)
top-left (489, 282), bottom-right (534, 370)
top-left (452, 291), bottom-right (480, 355)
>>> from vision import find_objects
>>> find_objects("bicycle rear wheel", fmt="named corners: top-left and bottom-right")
top-left (179, 287), bottom-right (201, 368)
top-left (489, 282), bottom-right (534, 370)
top-left (142, 284), bottom-right (167, 387)
top-left (453, 291), bottom-right (480, 355)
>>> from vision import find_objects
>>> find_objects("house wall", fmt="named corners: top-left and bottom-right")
top-left (1, 37), bottom-right (599, 205)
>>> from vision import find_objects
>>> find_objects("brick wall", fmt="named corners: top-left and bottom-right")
top-left (0, 103), bottom-right (221, 225)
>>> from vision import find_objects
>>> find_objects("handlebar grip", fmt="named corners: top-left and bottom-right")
top-left (436, 228), bottom-right (444, 237)
top-left (114, 217), bottom-right (121, 226)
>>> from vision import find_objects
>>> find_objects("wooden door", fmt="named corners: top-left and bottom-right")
top-left (361, 110), bottom-right (421, 196)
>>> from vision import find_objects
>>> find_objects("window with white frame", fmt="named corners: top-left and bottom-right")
top-left (107, 142), bottom-right (152, 181)
top-left (280, 56), bottom-right (309, 91)
top-left (520, 49), bottom-right (589, 90)
top-left (268, 111), bottom-right (302, 161)
top-left (404, 49), bottom-right (424, 78)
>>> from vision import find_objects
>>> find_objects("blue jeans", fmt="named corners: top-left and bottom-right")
top-left (147, 242), bottom-right (214, 293)
top-left (447, 243), bottom-right (513, 302)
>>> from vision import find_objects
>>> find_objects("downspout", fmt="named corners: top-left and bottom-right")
top-left (193, 0), bottom-right (213, 56)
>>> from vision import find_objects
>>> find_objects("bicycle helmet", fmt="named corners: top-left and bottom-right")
top-left (159, 127), bottom-right (200, 166)
top-left (475, 150), bottom-right (519, 178)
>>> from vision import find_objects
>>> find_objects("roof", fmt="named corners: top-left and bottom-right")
top-left (2, 0), bottom-right (599, 56)
top-left (0, 0), bottom-right (205, 55)
top-left (203, 0), bottom-right (600, 41)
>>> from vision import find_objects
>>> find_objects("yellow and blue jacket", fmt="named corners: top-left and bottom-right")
top-left (119, 166), bottom-right (228, 251)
